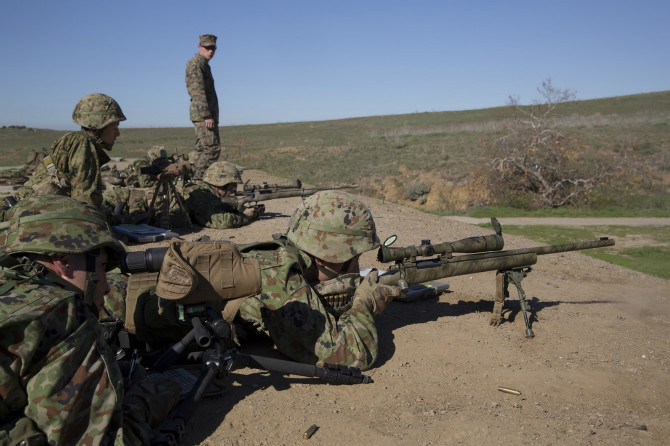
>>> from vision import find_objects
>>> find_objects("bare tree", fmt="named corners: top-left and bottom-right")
top-left (483, 78), bottom-right (635, 208)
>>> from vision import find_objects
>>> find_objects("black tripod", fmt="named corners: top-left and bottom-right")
top-left (147, 174), bottom-right (192, 230)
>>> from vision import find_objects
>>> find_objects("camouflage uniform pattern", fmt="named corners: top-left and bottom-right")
top-left (237, 243), bottom-right (381, 370)
top-left (0, 194), bottom-right (123, 258)
top-left (17, 130), bottom-right (110, 209)
top-left (72, 93), bottom-right (126, 130)
top-left (0, 196), bottom-right (176, 445)
top-left (103, 271), bottom-right (129, 319)
top-left (16, 94), bottom-right (125, 211)
top-left (186, 51), bottom-right (221, 176)
top-left (0, 282), bottom-right (155, 445)
top-left (127, 191), bottom-right (388, 370)
top-left (286, 190), bottom-right (380, 262)
top-left (182, 181), bottom-right (252, 229)
top-left (203, 160), bottom-right (242, 186)
top-left (118, 160), bottom-right (154, 188)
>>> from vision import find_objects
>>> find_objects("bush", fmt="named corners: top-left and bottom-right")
top-left (405, 182), bottom-right (430, 201)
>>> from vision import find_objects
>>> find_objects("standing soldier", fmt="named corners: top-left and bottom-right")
top-left (0, 195), bottom-right (181, 445)
top-left (186, 34), bottom-right (221, 179)
top-left (183, 160), bottom-right (264, 229)
top-left (16, 93), bottom-right (126, 214)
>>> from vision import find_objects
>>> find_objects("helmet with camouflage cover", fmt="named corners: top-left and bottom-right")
top-left (286, 190), bottom-right (379, 263)
top-left (203, 161), bottom-right (242, 186)
top-left (147, 146), bottom-right (168, 162)
top-left (72, 93), bottom-right (126, 130)
top-left (0, 195), bottom-right (124, 269)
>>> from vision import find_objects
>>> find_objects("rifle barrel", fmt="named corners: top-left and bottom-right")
top-left (527, 238), bottom-right (615, 255)
top-left (377, 238), bottom-right (614, 287)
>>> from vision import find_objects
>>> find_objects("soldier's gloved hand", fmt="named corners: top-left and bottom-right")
top-left (242, 204), bottom-right (264, 220)
top-left (353, 269), bottom-right (402, 316)
top-left (122, 377), bottom-right (182, 426)
top-left (253, 204), bottom-right (265, 219)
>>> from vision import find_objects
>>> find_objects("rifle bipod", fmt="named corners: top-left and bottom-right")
top-left (149, 308), bottom-right (372, 445)
top-left (147, 175), bottom-right (192, 230)
top-left (490, 266), bottom-right (535, 338)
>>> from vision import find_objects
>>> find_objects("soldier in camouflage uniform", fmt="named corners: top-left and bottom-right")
top-left (120, 146), bottom-right (166, 189)
top-left (130, 190), bottom-right (400, 371)
top-left (186, 34), bottom-right (221, 179)
top-left (16, 93), bottom-right (126, 216)
top-left (0, 195), bottom-right (181, 445)
top-left (182, 161), bottom-right (264, 229)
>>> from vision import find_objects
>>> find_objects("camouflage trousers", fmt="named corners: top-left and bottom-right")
top-left (192, 121), bottom-right (221, 178)
top-left (237, 283), bottom-right (379, 371)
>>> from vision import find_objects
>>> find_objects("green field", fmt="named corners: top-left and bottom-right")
top-left (2, 92), bottom-right (670, 278)
top-left (2, 90), bottom-right (669, 215)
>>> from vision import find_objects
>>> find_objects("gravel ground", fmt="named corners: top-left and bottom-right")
top-left (127, 169), bottom-right (669, 446)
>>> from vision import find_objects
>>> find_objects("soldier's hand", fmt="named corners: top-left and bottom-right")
top-left (353, 269), bottom-right (402, 316)
top-left (253, 204), bottom-right (265, 219)
top-left (122, 376), bottom-right (182, 426)
top-left (242, 204), bottom-right (264, 220)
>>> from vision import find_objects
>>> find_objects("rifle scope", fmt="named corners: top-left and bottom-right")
top-left (121, 247), bottom-right (168, 274)
top-left (378, 233), bottom-right (505, 263)
top-left (243, 179), bottom-right (302, 192)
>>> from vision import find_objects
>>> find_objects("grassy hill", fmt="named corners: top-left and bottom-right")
top-left (2, 91), bottom-right (669, 214)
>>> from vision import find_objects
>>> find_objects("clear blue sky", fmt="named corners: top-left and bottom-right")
top-left (1, 0), bottom-right (668, 130)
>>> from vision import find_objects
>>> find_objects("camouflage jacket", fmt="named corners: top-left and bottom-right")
top-left (17, 130), bottom-right (110, 209)
top-left (236, 239), bottom-right (379, 370)
top-left (129, 239), bottom-right (380, 371)
top-left (120, 159), bottom-right (158, 188)
top-left (182, 181), bottom-right (251, 229)
top-left (185, 54), bottom-right (218, 123)
top-left (0, 269), bottom-right (155, 445)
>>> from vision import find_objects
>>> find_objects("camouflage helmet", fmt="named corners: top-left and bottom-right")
top-left (203, 161), bottom-right (242, 186)
top-left (286, 190), bottom-right (379, 262)
top-left (72, 93), bottom-right (126, 130)
top-left (147, 145), bottom-right (168, 162)
top-left (0, 195), bottom-right (124, 270)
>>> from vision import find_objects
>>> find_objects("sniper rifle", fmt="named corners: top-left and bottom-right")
top-left (220, 182), bottom-right (359, 212)
top-left (376, 218), bottom-right (615, 337)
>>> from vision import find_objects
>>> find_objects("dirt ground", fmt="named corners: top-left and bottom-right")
top-left (116, 168), bottom-right (666, 446)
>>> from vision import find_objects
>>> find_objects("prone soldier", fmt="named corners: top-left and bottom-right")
top-left (0, 196), bottom-right (181, 445)
top-left (182, 160), bottom-right (264, 229)
top-left (125, 190), bottom-right (399, 370)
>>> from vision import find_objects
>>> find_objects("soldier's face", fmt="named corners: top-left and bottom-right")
top-left (223, 182), bottom-right (237, 197)
top-left (315, 255), bottom-right (360, 282)
top-left (100, 122), bottom-right (120, 146)
top-left (198, 44), bottom-right (216, 60)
